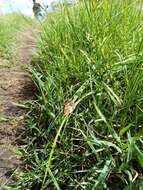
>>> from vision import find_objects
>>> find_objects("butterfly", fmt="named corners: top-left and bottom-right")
top-left (64, 101), bottom-right (76, 116)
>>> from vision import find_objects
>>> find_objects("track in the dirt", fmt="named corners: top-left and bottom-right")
top-left (0, 28), bottom-right (39, 189)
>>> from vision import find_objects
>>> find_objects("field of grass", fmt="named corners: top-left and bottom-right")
top-left (13, 0), bottom-right (143, 189)
top-left (0, 13), bottom-right (33, 59)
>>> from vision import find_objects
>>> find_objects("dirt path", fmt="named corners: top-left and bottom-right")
top-left (0, 28), bottom-right (39, 189)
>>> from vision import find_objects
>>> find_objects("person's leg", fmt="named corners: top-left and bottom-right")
top-left (37, 9), bottom-right (46, 21)
top-left (37, 13), bottom-right (43, 21)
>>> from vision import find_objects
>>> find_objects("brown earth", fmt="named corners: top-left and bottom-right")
top-left (0, 27), bottom-right (39, 189)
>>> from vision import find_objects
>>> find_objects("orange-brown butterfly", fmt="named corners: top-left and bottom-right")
top-left (64, 101), bottom-right (76, 116)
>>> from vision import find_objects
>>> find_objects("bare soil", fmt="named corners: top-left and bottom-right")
top-left (0, 27), bottom-right (39, 189)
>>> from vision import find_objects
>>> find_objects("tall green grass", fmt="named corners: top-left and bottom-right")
top-left (15, 0), bottom-right (143, 189)
top-left (0, 13), bottom-right (33, 59)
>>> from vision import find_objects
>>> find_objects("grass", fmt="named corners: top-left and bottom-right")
top-left (12, 0), bottom-right (143, 189)
top-left (0, 13), bottom-right (33, 59)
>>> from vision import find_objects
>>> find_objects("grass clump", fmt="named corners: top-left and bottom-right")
top-left (16, 0), bottom-right (143, 189)
top-left (0, 13), bottom-right (33, 59)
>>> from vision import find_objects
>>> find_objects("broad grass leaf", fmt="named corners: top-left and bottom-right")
top-left (134, 144), bottom-right (143, 169)
top-left (92, 157), bottom-right (113, 190)
top-left (119, 124), bottom-right (134, 137)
